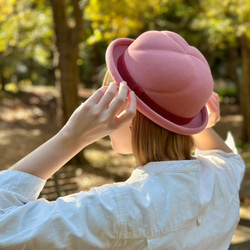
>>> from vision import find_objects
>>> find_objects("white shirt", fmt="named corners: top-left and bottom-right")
top-left (0, 149), bottom-right (245, 250)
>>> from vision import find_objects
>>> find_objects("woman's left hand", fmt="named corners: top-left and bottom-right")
top-left (206, 91), bottom-right (221, 129)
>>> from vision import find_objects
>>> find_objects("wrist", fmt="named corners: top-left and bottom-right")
top-left (57, 128), bottom-right (87, 151)
top-left (193, 128), bottom-right (232, 153)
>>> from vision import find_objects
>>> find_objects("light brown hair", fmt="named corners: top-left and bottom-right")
top-left (131, 111), bottom-right (195, 166)
top-left (103, 70), bottom-right (195, 166)
top-left (102, 70), bottom-right (113, 87)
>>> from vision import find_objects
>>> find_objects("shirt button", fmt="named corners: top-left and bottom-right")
top-left (197, 216), bottom-right (202, 226)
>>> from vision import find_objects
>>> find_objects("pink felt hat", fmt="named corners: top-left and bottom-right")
top-left (105, 30), bottom-right (214, 135)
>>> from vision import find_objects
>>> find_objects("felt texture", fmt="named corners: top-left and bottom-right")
top-left (106, 31), bottom-right (214, 135)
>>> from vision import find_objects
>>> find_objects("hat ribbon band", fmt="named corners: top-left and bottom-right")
top-left (117, 51), bottom-right (195, 126)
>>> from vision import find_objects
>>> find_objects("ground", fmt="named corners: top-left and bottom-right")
top-left (0, 86), bottom-right (249, 248)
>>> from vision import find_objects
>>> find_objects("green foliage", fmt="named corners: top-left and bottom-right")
top-left (1, 0), bottom-right (250, 89)
top-left (0, 0), bottom-right (53, 59)
top-left (216, 84), bottom-right (237, 98)
top-left (0, 0), bottom-right (54, 88)
top-left (191, 0), bottom-right (250, 49)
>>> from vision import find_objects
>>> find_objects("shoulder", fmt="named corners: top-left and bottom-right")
top-left (196, 149), bottom-right (245, 175)
top-left (196, 149), bottom-right (246, 193)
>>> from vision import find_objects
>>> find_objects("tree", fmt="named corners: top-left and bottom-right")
top-left (50, 0), bottom-right (89, 164)
top-left (0, 0), bottom-right (89, 163)
top-left (50, 0), bottom-right (83, 124)
top-left (238, 1), bottom-right (250, 142)
top-left (241, 35), bottom-right (250, 142)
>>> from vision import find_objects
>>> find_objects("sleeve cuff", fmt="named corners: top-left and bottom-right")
top-left (0, 170), bottom-right (46, 200)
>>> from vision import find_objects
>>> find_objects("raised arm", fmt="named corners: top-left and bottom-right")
top-left (9, 82), bottom-right (136, 180)
top-left (193, 92), bottom-right (233, 153)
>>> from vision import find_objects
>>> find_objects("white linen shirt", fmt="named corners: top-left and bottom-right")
top-left (0, 149), bottom-right (245, 250)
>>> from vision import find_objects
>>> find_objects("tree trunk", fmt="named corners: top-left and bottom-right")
top-left (241, 35), bottom-right (250, 143)
top-left (50, 0), bottom-right (88, 164)
top-left (229, 48), bottom-right (241, 104)
top-left (0, 70), bottom-right (7, 92)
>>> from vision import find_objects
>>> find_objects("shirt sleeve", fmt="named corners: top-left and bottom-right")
top-left (195, 148), bottom-right (246, 190)
top-left (0, 170), bottom-right (121, 249)
top-left (0, 170), bottom-right (46, 204)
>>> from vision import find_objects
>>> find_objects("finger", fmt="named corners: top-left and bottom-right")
top-left (116, 98), bottom-right (128, 117)
top-left (84, 86), bottom-right (108, 106)
top-left (127, 91), bottom-right (137, 114)
top-left (210, 95), bottom-right (218, 107)
top-left (206, 98), bottom-right (218, 113)
top-left (116, 91), bottom-right (137, 124)
top-left (212, 92), bottom-right (219, 100)
top-left (207, 91), bottom-right (219, 106)
top-left (108, 82), bottom-right (129, 115)
top-left (207, 98), bottom-right (220, 122)
top-left (209, 92), bottom-right (219, 106)
top-left (97, 82), bottom-right (118, 109)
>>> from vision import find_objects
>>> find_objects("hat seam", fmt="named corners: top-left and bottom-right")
top-left (166, 33), bottom-right (209, 68)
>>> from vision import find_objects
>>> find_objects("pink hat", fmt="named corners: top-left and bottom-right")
top-left (105, 30), bottom-right (214, 135)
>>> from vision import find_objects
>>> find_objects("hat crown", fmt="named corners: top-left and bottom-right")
top-left (124, 31), bottom-right (213, 118)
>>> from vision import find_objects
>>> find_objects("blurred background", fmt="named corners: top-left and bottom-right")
top-left (0, 0), bottom-right (250, 248)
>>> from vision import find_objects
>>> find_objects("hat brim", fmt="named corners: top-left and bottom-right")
top-left (106, 38), bottom-right (208, 135)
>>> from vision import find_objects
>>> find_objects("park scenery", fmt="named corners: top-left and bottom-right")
top-left (0, 0), bottom-right (250, 249)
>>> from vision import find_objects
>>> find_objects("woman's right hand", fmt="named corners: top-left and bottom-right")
top-left (60, 82), bottom-right (137, 148)
top-left (9, 82), bottom-right (137, 180)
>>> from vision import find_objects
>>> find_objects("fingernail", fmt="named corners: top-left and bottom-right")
top-left (109, 82), bottom-right (117, 89)
top-left (121, 81), bottom-right (127, 85)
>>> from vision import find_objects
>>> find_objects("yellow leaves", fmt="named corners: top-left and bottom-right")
top-left (85, 0), bottom-right (158, 44)
top-left (237, 0), bottom-right (250, 40)
top-left (0, 0), bottom-right (16, 22)
top-left (2, 83), bottom-right (19, 93)
top-left (34, 45), bottom-right (51, 67)
top-left (0, 0), bottom-right (53, 70)
top-left (193, 0), bottom-right (250, 48)
top-left (87, 29), bottom-right (103, 44)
